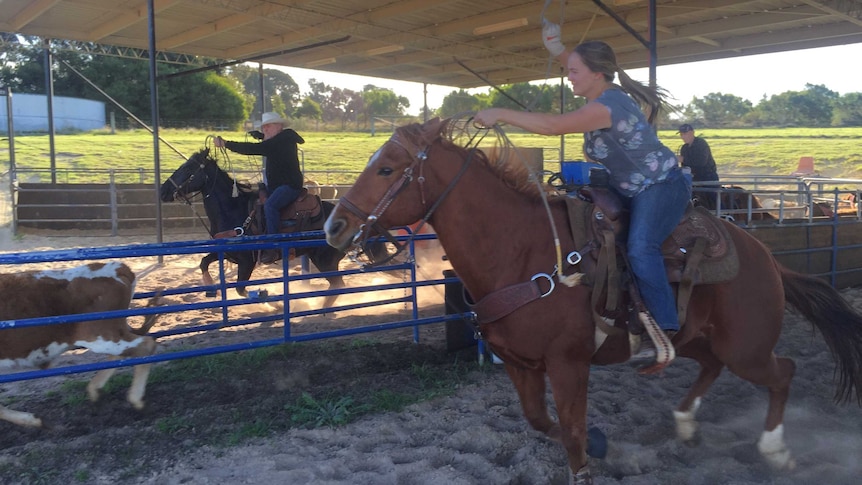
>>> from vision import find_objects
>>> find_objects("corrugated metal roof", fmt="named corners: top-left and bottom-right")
top-left (2, 0), bottom-right (861, 88)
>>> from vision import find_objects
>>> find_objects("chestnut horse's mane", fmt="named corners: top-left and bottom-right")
top-left (396, 116), bottom-right (548, 200)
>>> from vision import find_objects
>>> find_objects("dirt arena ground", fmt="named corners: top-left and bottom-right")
top-left (0, 228), bottom-right (861, 485)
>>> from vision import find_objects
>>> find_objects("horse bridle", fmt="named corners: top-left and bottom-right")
top-left (337, 130), bottom-right (480, 267)
top-left (166, 156), bottom-right (222, 235)
top-left (166, 158), bottom-right (210, 201)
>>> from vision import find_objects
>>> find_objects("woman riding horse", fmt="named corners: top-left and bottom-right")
top-left (324, 117), bottom-right (862, 484)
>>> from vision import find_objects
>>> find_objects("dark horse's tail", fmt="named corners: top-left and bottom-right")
top-left (781, 266), bottom-right (862, 404)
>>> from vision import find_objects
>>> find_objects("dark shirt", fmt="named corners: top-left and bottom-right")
top-left (224, 129), bottom-right (305, 190)
top-left (679, 136), bottom-right (718, 183)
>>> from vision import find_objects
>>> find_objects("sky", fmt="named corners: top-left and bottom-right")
top-left (270, 42), bottom-right (862, 116)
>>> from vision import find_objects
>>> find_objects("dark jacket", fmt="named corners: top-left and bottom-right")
top-left (679, 136), bottom-right (718, 183)
top-left (224, 129), bottom-right (305, 190)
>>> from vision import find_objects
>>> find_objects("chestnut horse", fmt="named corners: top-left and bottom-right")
top-left (324, 117), bottom-right (862, 483)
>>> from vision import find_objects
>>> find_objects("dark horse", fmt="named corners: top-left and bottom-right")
top-left (324, 118), bottom-right (862, 483)
top-left (160, 148), bottom-right (384, 306)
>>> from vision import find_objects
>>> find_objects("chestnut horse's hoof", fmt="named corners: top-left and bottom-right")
top-left (572, 465), bottom-right (593, 485)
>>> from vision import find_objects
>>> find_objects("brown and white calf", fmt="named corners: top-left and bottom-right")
top-left (0, 261), bottom-right (158, 427)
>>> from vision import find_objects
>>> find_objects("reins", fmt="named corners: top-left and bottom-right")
top-left (165, 158), bottom-right (213, 236)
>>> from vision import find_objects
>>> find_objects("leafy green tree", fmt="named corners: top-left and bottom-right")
top-left (550, 83), bottom-right (586, 114)
top-left (77, 56), bottom-right (153, 118)
top-left (832, 92), bottom-right (862, 126)
top-left (0, 37), bottom-right (91, 96)
top-left (488, 82), bottom-right (554, 112)
top-left (362, 85), bottom-right (409, 117)
top-left (159, 71), bottom-right (246, 127)
top-left (439, 89), bottom-right (484, 117)
top-left (318, 87), bottom-right (363, 127)
top-left (294, 97), bottom-right (322, 120)
top-left (227, 65), bottom-right (300, 121)
top-left (688, 93), bottom-right (752, 127)
top-left (307, 78), bottom-right (331, 105)
top-left (799, 83), bottom-right (838, 125)
top-left (749, 84), bottom-right (837, 127)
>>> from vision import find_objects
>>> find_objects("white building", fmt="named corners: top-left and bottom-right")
top-left (0, 93), bottom-right (105, 133)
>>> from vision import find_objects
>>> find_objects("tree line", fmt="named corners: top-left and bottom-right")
top-left (436, 82), bottom-right (862, 128)
top-left (2, 37), bottom-right (860, 130)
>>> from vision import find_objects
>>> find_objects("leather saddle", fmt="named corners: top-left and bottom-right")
top-left (255, 187), bottom-right (325, 235)
top-left (566, 186), bottom-right (740, 328)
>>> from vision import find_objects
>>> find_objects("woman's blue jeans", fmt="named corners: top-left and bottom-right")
top-left (264, 185), bottom-right (302, 234)
top-left (627, 168), bottom-right (692, 331)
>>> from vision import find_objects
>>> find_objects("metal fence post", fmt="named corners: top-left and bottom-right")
top-left (2, 86), bottom-right (16, 233)
top-left (109, 171), bottom-right (118, 236)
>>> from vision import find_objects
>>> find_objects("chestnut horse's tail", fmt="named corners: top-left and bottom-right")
top-left (781, 266), bottom-right (862, 404)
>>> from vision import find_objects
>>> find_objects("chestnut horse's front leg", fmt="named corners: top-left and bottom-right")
top-left (546, 359), bottom-right (592, 484)
top-left (504, 364), bottom-right (561, 441)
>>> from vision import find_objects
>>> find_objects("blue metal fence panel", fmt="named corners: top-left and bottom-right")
top-left (0, 230), bottom-right (476, 384)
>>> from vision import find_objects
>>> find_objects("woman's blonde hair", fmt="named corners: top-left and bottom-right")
top-left (573, 41), bottom-right (672, 124)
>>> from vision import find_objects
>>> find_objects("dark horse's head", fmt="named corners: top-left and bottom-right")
top-left (160, 148), bottom-right (220, 203)
top-left (160, 148), bottom-right (255, 235)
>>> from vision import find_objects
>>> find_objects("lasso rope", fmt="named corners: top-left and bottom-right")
top-left (206, 134), bottom-right (239, 198)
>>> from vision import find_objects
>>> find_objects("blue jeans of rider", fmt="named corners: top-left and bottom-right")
top-left (626, 168), bottom-right (692, 331)
top-left (264, 184), bottom-right (302, 235)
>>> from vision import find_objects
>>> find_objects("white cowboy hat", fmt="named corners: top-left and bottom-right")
top-left (256, 111), bottom-right (289, 129)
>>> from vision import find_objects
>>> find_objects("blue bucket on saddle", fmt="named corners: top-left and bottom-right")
top-left (559, 161), bottom-right (607, 189)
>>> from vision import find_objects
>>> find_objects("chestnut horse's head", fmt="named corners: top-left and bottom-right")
top-left (325, 117), bottom-right (451, 252)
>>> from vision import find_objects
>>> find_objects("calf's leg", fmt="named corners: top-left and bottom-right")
top-left (83, 334), bottom-right (157, 409)
top-left (0, 405), bottom-right (43, 428)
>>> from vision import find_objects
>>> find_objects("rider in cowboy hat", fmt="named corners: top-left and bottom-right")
top-left (214, 112), bottom-right (306, 264)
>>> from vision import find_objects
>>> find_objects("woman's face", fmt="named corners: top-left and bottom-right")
top-left (567, 52), bottom-right (603, 97)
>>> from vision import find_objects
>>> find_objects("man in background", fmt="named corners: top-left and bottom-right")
top-left (678, 123), bottom-right (720, 209)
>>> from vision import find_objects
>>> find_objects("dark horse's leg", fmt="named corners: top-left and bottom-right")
top-left (200, 251), bottom-right (257, 297)
top-left (304, 200), bottom-right (348, 308)
top-left (232, 251), bottom-right (257, 297)
top-left (200, 253), bottom-right (219, 297)
top-left (299, 244), bottom-right (346, 309)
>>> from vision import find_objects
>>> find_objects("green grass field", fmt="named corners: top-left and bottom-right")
top-left (5, 126), bottom-right (861, 184)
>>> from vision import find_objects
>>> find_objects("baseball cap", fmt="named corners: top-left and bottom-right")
top-left (677, 123), bottom-right (693, 133)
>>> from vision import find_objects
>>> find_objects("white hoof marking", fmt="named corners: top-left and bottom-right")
top-left (673, 397), bottom-right (701, 442)
top-left (757, 424), bottom-right (795, 470)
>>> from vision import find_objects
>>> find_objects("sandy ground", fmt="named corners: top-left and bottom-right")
top-left (0, 208), bottom-right (861, 484)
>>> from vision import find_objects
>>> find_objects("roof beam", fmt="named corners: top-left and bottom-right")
top-left (8, 0), bottom-right (59, 31)
top-left (617, 21), bottom-right (862, 65)
top-left (158, 2), bottom-right (293, 49)
top-left (673, 6), bottom-right (821, 38)
top-left (223, 0), bottom-right (452, 60)
top-left (87, 0), bottom-right (179, 41)
top-left (799, 0), bottom-right (862, 27)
